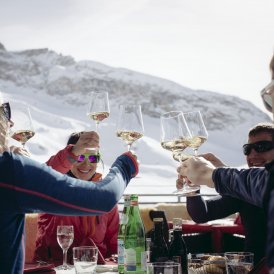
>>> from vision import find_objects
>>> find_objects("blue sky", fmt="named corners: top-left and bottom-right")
top-left (1, 0), bottom-right (273, 113)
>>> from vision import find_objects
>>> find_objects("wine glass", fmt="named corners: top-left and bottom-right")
top-left (183, 111), bottom-right (208, 156)
top-left (160, 111), bottom-right (191, 158)
top-left (87, 91), bottom-right (110, 132)
top-left (56, 225), bottom-right (74, 270)
top-left (116, 104), bottom-right (144, 151)
top-left (160, 111), bottom-right (200, 195)
top-left (10, 104), bottom-right (35, 148)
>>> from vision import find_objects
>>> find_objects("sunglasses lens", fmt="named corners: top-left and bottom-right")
top-left (77, 155), bottom-right (85, 162)
top-left (262, 93), bottom-right (272, 112)
top-left (88, 155), bottom-right (98, 163)
top-left (261, 80), bottom-right (274, 112)
top-left (77, 154), bottom-right (100, 163)
top-left (243, 145), bottom-right (251, 156)
top-left (1, 102), bottom-right (11, 121)
top-left (243, 141), bottom-right (274, 155)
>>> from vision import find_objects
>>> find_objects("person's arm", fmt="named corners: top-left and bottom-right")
top-left (213, 167), bottom-right (270, 208)
top-left (178, 156), bottom-right (271, 208)
top-left (46, 144), bottom-right (77, 173)
top-left (187, 195), bottom-right (240, 223)
top-left (0, 151), bottom-right (138, 215)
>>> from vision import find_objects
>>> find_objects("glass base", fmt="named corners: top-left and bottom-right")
top-left (54, 264), bottom-right (74, 270)
top-left (173, 185), bottom-right (201, 196)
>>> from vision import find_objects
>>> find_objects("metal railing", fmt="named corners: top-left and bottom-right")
top-left (118, 193), bottom-right (217, 206)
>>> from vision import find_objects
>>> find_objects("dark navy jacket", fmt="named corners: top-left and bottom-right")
top-left (187, 194), bottom-right (266, 264)
top-left (212, 163), bottom-right (274, 269)
top-left (0, 152), bottom-right (138, 274)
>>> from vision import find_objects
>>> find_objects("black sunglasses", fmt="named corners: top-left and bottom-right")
top-left (0, 102), bottom-right (11, 121)
top-left (243, 140), bottom-right (274, 156)
top-left (77, 153), bottom-right (101, 164)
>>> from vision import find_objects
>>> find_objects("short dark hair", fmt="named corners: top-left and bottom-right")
top-left (248, 123), bottom-right (274, 142)
top-left (67, 132), bottom-right (82, 145)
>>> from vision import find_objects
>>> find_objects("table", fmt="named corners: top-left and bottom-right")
top-left (178, 219), bottom-right (245, 253)
top-left (24, 264), bottom-right (117, 274)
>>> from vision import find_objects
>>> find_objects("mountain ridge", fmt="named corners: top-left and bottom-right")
top-left (0, 43), bottom-right (271, 195)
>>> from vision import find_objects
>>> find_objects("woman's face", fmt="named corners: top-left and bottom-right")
top-left (70, 151), bottom-right (98, 181)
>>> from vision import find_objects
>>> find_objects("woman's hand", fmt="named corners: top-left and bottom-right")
top-left (71, 131), bottom-right (100, 156)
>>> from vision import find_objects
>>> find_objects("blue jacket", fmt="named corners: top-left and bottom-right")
top-left (212, 163), bottom-right (274, 268)
top-left (0, 152), bottom-right (138, 274)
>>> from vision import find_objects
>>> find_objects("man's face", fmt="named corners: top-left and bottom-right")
top-left (246, 132), bottom-right (274, 167)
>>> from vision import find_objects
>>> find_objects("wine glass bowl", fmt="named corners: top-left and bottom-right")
top-left (183, 111), bottom-right (208, 156)
top-left (116, 104), bottom-right (144, 151)
top-left (10, 104), bottom-right (35, 148)
top-left (160, 111), bottom-right (203, 196)
top-left (160, 111), bottom-right (191, 162)
top-left (56, 225), bottom-right (74, 270)
top-left (87, 91), bottom-right (110, 132)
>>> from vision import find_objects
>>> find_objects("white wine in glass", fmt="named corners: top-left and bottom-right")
top-left (183, 110), bottom-right (208, 156)
top-left (87, 91), bottom-right (110, 132)
top-left (56, 225), bottom-right (74, 270)
top-left (160, 111), bottom-right (200, 195)
top-left (160, 111), bottom-right (191, 160)
top-left (116, 104), bottom-right (144, 151)
top-left (10, 104), bottom-right (35, 148)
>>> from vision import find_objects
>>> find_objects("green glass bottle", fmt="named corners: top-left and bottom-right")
top-left (124, 194), bottom-right (146, 274)
top-left (118, 195), bottom-right (131, 274)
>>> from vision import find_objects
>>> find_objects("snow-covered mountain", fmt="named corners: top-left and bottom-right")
top-left (0, 42), bottom-right (271, 196)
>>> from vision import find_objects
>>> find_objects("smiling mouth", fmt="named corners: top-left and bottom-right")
top-left (78, 169), bottom-right (91, 174)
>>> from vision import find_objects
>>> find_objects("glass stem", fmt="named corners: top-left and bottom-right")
top-left (127, 144), bottom-right (131, 151)
top-left (63, 249), bottom-right (68, 269)
top-left (95, 122), bottom-right (99, 132)
top-left (194, 149), bottom-right (198, 156)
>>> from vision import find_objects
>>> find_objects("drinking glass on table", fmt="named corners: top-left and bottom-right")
top-left (116, 104), bottom-right (144, 151)
top-left (87, 91), bottom-right (110, 132)
top-left (73, 246), bottom-right (98, 274)
top-left (225, 252), bottom-right (254, 274)
top-left (56, 225), bottom-right (74, 270)
top-left (147, 262), bottom-right (180, 274)
top-left (10, 104), bottom-right (35, 148)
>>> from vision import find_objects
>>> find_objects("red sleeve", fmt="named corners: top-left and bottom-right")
top-left (104, 206), bottom-right (119, 257)
top-left (46, 144), bottom-right (78, 173)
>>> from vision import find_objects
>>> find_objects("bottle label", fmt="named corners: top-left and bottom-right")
top-left (121, 214), bottom-right (128, 225)
top-left (141, 251), bottom-right (147, 270)
top-left (118, 239), bottom-right (125, 264)
top-left (125, 248), bottom-right (136, 271)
